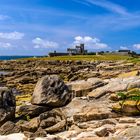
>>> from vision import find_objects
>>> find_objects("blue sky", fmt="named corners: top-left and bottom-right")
top-left (0, 0), bottom-right (140, 55)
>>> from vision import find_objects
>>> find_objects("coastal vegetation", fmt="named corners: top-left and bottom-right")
top-left (20, 54), bottom-right (133, 61)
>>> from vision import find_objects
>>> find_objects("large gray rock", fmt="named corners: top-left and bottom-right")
top-left (0, 87), bottom-right (16, 126)
top-left (31, 75), bottom-right (72, 107)
top-left (0, 87), bottom-right (15, 108)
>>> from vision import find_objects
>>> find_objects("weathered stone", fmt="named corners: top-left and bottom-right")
top-left (39, 109), bottom-right (66, 133)
top-left (88, 81), bottom-right (128, 99)
top-left (0, 108), bottom-right (15, 126)
top-left (119, 117), bottom-right (136, 123)
top-left (16, 120), bottom-right (28, 128)
top-left (45, 119), bottom-right (66, 133)
top-left (136, 121), bottom-right (140, 126)
top-left (109, 93), bottom-right (119, 101)
top-left (74, 112), bottom-right (110, 122)
top-left (94, 127), bottom-right (109, 137)
top-left (117, 126), bottom-right (140, 137)
top-left (16, 76), bottom-right (35, 84)
top-left (34, 127), bottom-right (47, 138)
top-left (40, 117), bottom-right (56, 128)
top-left (112, 102), bottom-right (122, 113)
top-left (115, 123), bottom-right (136, 129)
top-left (122, 100), bottom-right (140, 115)
top-left (24, 127), bottom-right (47, 139)
top-left (88, 88), bottom-right (107, 99)
top-left (127, 80), bottom-right (140, 89)
top-left (67, 78), bottom-right (105, 97)
top-left (31, 75), bottom-right (72, 107)
top-left (112, 100), bottom-right (140, 116)
top-left (21, 117), bottom-right (40, 132)
top-left (70, 130), bottom-right (96, 140)
top-left (0, 87), bottom-right (16, 126)
top-left (23, 131), bottom-right (34, 139)
top-left (63, 97), bottom-right (112, 123)
top-left (118, 70), bottom-right (139, 78)
top-left (0, 87), bottom-right (15, 108)
top-left (0, 121), bottom-right (21, 135)
top-left (17, 105), bottom-right (50, 118)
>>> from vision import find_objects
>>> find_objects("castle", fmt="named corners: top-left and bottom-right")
top-left (48, 44), bottom-right (87, 57)
top-left (48, 44), bottom-right (137, 57)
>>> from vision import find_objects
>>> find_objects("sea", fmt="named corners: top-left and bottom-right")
top-left (0, 56), bottom-right (42, 75)
top-left (0, 56), bottom-right (41, 60)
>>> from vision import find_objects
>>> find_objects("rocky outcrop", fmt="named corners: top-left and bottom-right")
top-left (16, 75), bottom-right (69, 137)
top-left (0, 87), bottom-right (16, 126)
top-left (20, 108), bottom-right (66, 138)
top-left (112, 100), bottom-right (140, 115)
top-left (62, 97), bottom-right (114, 124)
top-left (31, 75), bottom-right (72, 107)
top-left (39, 109), bottom-right (66, 133)
top-left (88, 77), bottom-right (140, 99)
top-left (1, 59), bottom-right (140, 139)
top-left (112, 88), bottom-right (140, 115)
top-left (96, 62), bottom-right (134, 71)
top-left (21, 117), bottom-right (40, 132)
top-left (67, 78), bottom-right (106, 97)
top-left (0, 121), bottom-right (20, 135)
top-left (17, 105), bottom-right (50, 118)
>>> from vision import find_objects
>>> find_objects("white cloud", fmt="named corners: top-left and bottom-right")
top-left (74, 0), bottom-right (128, 15)
top-left (73, 1), bottom-right (140, 31)
top-left (0, 15), bottom-right (9, 20)
top-left (120, 46), bottom-right (128, 50)
top-left (73, 36), bottom-right (108, 49)
top-left (133, 44), bottom-right (140, 50)
top-left (32, 37), bottom-right (59, 49)
top-left (0, 31), bottom-right (24, 40)
top-left (0, 42), bottom-right (11, 48)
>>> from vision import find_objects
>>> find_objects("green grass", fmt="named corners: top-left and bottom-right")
top-left (19, 54), bottom-right (132, 61)
top-left (117, 89), bottom-right (140, 101)
top-left (127, 57), bottom-right (140, 63)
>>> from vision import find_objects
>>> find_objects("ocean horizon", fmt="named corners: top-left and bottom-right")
top-left (0, 56), bottom-right (43, 60)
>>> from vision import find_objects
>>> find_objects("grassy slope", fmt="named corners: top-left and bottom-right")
top-left (20, 54), bottom-right (133, 61)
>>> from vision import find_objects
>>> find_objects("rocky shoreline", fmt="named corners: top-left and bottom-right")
top-left (0, 59), bottom-right (140, 139)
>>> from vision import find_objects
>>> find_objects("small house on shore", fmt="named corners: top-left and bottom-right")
top-left (111, 50), bottom-right (136, 56)
top-left (96, 50), bottom-right (137, 56)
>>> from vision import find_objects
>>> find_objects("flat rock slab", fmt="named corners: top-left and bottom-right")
top-left (88, 77), bottom-right (140, 99)
top-left (17, 105), bottom-right (50, 118)
top-left (62, 98), bottom-right (112, 123)
top-left (119, 117), bottom-right (136, 123)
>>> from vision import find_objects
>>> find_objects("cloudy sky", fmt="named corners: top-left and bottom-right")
top-left (0, 0), bottom-right (140, 55)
